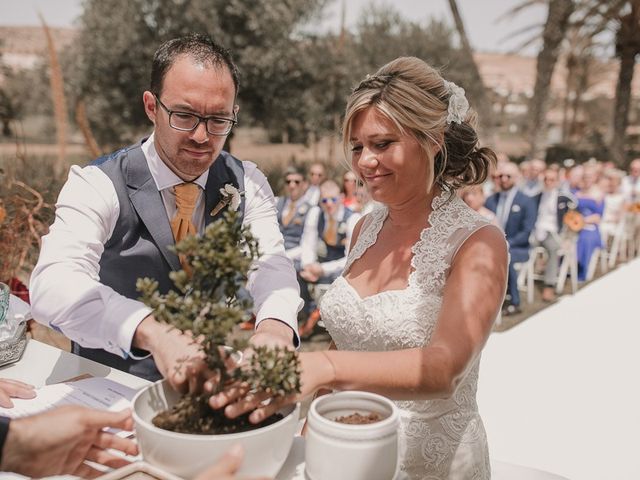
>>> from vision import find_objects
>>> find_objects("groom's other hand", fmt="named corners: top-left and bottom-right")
top-left (249, 318), bottom-right (295, 349)
top-left (206, 319), bottom-right (296, 415)
top-left (133, 315), bottom-right (208, 394)
top-left (194, 444), bottom-right (270, 480)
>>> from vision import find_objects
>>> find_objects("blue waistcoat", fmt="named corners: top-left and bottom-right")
top-left (276, 197), bottom-right (311, 250)
top-left (73, 140), bottom-right (245, 381)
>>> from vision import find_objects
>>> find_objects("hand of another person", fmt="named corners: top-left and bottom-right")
top-left (299, 263), bottom-right (323, 282)
top-left (193, 444), bottom-right (270, 480)
top-left (0, 379), bottom-right (36, 408)
top-left (0, 406), bottom-right (137, 478)
top-left (208, 351), bottom-right (335, 424)
top-left (134, 315), bottom-right (208, 394)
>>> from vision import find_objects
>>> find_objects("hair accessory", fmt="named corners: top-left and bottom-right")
top-left (443, 80), bottom-right (469, 124)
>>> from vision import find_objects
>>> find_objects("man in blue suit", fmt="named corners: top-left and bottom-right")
top-left (486, 162), bottom-right (538, 315)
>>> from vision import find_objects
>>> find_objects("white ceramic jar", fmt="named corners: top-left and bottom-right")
top-left (305, 391), bottom-right (400, 480)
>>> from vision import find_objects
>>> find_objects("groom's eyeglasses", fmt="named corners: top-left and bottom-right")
top-left (321, 197), bottom-right (339, 204)
top-left (154, 94), bottom-right (237, 136)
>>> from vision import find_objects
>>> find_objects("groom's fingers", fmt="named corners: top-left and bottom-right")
top-left (222, 391), bottom-right (272, 419)
top-left (208, 383), bottom-right (250, 410)
top-left (248, 394), bottom-right (297, 424)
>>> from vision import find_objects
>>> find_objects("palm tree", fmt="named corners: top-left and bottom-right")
top-left (447, 0), bottom-right (495, 142)
top-left (527, 0), bottom-right (575, 159)
top-left (609, 1), bottom-right (640, 167)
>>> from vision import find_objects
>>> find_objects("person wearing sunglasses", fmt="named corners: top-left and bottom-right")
top-left (298, 180), bottom-right (361, 336)
top-left (29, 34), bottom-right (302, 389)
top-left (276, 166), bottom-right (312, 269)
top-left (485, 161), bottom-right (538, 315)
top-left (302, 162), bottom-right (327, 206)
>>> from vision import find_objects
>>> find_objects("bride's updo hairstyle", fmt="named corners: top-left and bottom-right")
top-left (342, 56), bottom-right (496, 191)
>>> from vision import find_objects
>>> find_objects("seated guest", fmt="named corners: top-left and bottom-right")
top-left (486, 162), bottom-right (537, 315)
top-left (341, 171), bottom-right (362, 212)
top-left (600, 168), bottom-right (626, 246)
top-left (298, 180), bottom-right (361, 335)
top-left (621, 158), bottom-right (640, 202)
top-left (460, 184), bottom-right (498, 225)
top-left (302, 162), bottom-right (326, 206)
top-left (276, 166), bottom-right (312, 267)
top-left (520, 158), bottom-right (545, 197)
top-left (575, 166), bottom-right (604, 281)
top-left (532, 169), bottom-right (576, 302)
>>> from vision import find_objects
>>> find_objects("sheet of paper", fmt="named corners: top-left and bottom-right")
top-left (0, 377), bottom-right (137, 437)
top-left (0, 377), bottom-right (136, 417)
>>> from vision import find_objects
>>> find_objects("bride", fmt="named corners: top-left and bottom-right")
top-left (213, 57), bottom-right (508, 479)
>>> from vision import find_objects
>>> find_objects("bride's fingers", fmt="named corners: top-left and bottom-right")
top-left (208, 383), bottom-right (250, 409)
top-left (223, 391), bottom-right (272, 419)
top-left (248, 394), bottom-right (297, 424)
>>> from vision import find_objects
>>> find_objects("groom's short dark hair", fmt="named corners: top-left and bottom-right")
top-left (150, 33), bottom-right (240, 96)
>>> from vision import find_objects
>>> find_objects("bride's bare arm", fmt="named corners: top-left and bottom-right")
top-left (233, 225), bottom-right (507, 424)
top-left (315, 225), bottom-right (507, 397)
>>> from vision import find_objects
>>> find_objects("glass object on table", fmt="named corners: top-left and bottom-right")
top-left (0, 282), bottom-right (29, 367)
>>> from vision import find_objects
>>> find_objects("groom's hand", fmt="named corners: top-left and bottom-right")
top-left (250, 318), bottom-right (295, 349)
top-left (133, 315), bottom-right (208, 394)
top-left (206, 319), bottom-right (296, 417)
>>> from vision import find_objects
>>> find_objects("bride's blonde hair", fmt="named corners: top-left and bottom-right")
top-left (342, 57), bottom-right (495, 191)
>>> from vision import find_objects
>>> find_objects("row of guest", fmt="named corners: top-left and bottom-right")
top-left (463, 157), bottom-right (639, 313)
top-left (276, 167), bottom-right (360, 333)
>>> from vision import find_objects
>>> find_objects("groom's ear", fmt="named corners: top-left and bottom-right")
top-left (143, 91), bottom-right (157, 124)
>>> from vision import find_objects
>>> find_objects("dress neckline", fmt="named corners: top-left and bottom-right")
top-left (340, 188), bottom-right (453, 301)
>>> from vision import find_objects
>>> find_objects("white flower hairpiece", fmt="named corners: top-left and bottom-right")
top-left (443, 80), bottom-right (469, 125)
top-left (210, 184), bottom-right (243, 217)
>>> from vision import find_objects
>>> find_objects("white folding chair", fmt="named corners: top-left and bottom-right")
top-left (556, 231), bottom-right (579, 295)
top-left (515, 247), bottom-right (545, 305)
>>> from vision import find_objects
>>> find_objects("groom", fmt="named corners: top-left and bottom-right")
top-left (30, 34), bottom-right (302, 388)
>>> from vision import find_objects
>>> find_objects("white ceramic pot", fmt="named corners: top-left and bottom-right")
top-left (305, 391), bottom-right (400, 480)
top-left (132, 379), bottom-right (299, 479)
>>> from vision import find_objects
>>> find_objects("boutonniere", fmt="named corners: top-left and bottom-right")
top-left (511, 204), bottom-right (521, 213)
top-left (298, 204), bottom-right (309, 215)
top-left (338, 222), bottom-right (347, 235)
top-left (210, 184), bottom-right (244, 217)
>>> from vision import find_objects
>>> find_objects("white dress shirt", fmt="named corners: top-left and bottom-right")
top-left (621, 175), bottom-right (640, 201)
top-left (534, 189), bottom-right (559, 242)
top-left (30, 133), bottom-right (302, 358)
top-left (300, 205), bottom-right (361, 277)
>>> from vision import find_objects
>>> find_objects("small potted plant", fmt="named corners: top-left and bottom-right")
top-left (132, 210), bottom-right (301, 479)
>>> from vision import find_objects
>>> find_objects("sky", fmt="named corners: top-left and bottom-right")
top-left (0, 0), bottom-right (548, 55)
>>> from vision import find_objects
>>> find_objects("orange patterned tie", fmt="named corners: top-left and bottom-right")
top-left (171, 183), bottom-right (200, 243)
top-left (324, 216), bottom-right (338, 246)
top-left (282, 200), bottom-right (297, 226)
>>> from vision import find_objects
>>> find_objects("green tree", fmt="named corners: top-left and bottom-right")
top-left (71, 0), bottom-right (327, 148)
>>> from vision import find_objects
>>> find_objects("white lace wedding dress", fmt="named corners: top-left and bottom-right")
top-left (320, 190), bottom-right (497, 480)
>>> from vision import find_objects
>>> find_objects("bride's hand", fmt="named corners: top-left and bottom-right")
top-left (207, 351), bottom-right (335, 423)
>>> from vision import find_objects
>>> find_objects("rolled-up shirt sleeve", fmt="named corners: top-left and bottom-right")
top-left (29, 165), bottom-right (152, 358)
top-left (242, 162), bottom-right (303, 340)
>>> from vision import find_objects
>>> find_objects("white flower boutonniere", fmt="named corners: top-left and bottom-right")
top-left (210, 184), bottom-right (244, 217)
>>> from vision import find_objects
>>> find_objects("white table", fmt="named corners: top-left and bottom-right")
top-left (1, 340), bottom-right (570, 480)
top-left (0, 339), bottom-right (150, 391)
top-left (0, 339), bottom-right (307, 480)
